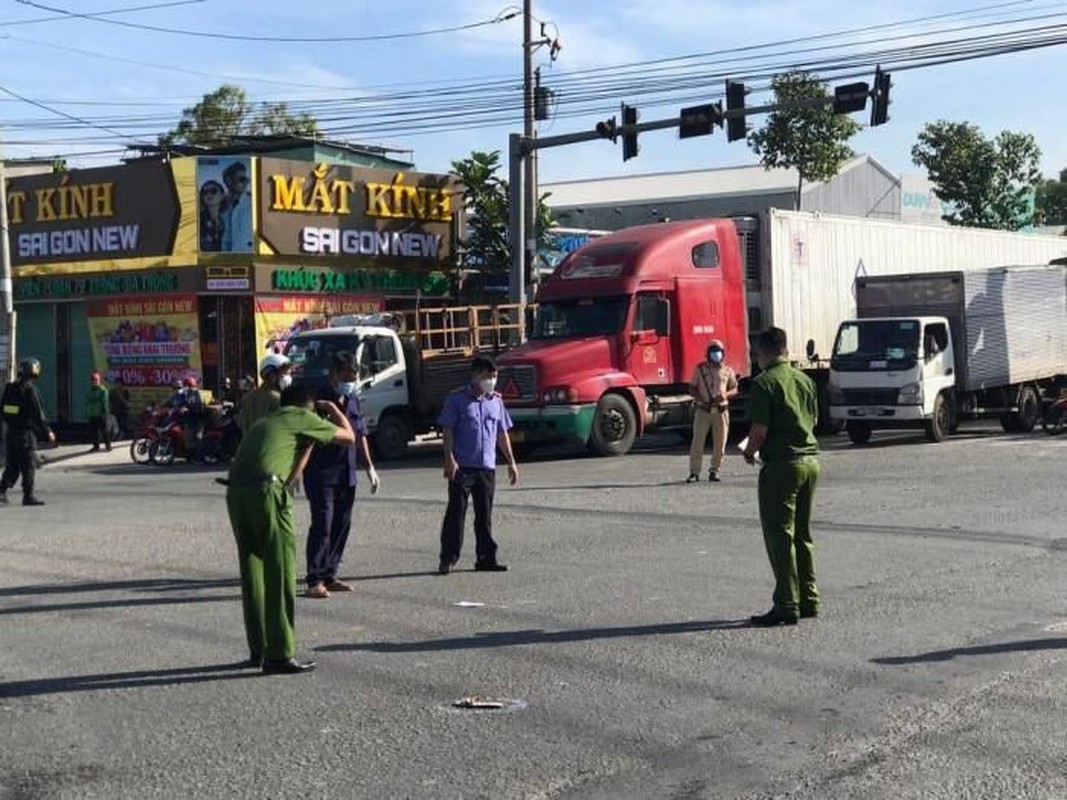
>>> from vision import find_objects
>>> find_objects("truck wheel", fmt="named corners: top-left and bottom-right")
top-left (1014, 386), bottom-right (1040, 433)
top-left (925, 393), bottom-right (951, 442)
top-left (589, 393), bottom-right (637, 456)
top-left (999, 412), bottom-right (1019, 433)
top-left (1042, 404), bottom-right (1065, 435)
top-left (372, 413), bottom-right (410, 461)
top-left (846, 421), bottom-right (872, 445)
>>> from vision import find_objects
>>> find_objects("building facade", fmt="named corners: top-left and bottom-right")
top-left (7, 145), bottom-right (461, 424)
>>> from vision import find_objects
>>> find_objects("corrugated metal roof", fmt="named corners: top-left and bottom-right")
top-left (544, 154), bottom-right (889, 208)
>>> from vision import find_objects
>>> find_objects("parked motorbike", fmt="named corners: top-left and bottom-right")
top-left (196, 404), bottom-right (241, 465)
top-left (129, 404), bottom-right (167, 464)
top-left (1042, 390), bottom-right (1067, 435)
top-left (149, 404), bottom-right (240, 466)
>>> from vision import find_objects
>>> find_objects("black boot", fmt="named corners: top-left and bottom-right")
top-left (23, 496), bottom-right (46, 507)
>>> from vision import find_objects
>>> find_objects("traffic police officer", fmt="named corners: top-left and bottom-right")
top-left (742, 327), bottom-right (821, 626)
top-left (303, 351), bottom-right (380, 599)
top-left (225, 384), bottom-right (354, 674)
top-left (437, 355), bottom-right (519, 574)
top-left (1, 358), bottom-right (56, 507)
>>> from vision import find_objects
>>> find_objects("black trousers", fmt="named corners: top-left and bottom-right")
top-left (89, 415), bottom-right (111, 449)
top-left (305, 483), bottom-right (356, 586)
top-left (440, 468), bottom-right (497, 565)
top-left (2, 437), bottom-right (36, 498)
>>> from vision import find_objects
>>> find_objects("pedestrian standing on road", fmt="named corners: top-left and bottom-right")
top-left (437, 355), bottom-right (520, 575)
top-left (742, 327), bottom-right (821, 627)
top-left (238, 354), bottom-right (292, 433)
top-left (109, 377), bottom-right (131, 439)
top-left (225, 384), bottom-right (355, 674)
top-left (85, 372), bottom-right (112, 453)
top-left (687, 339), bottom-right (738, 483)
top-left (303, 351), bottom-right (380, 599)
top-left (1, 358), bottom-right (56, 507)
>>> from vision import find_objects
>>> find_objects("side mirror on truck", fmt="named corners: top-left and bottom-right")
top-left (806, 339), bottom-right (818, 362)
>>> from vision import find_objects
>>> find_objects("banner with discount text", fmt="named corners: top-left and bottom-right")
top-left (255, 294), bottom-right (384, 355)
top-left (86, 293), bottom-right (203, 408)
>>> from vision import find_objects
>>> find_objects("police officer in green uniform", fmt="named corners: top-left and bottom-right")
top-left (743, 327), bottom-right (821, 627)
top-left (1, 358), bottom-right (56, 507)
top-left (225, 384), bottom-right (354, 674)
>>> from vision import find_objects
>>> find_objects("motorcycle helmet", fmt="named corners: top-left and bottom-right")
top-left (18, 357), bottom-right (42, 378)
top-left (259, 353), bottom-right (291, 378)
top-left (183, 375), bottom-right (198, 389)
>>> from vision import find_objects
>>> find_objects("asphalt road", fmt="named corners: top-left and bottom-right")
top-left (1, 424), bottom-right (1065, 799)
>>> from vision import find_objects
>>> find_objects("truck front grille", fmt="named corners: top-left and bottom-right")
top-left (497, 364), bottom-right (538, 404)
top-left (840, 388), bottom-right (900, 406)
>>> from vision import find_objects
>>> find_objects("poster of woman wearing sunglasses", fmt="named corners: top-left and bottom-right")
top-left (196, 156), bottom-right (254, 253)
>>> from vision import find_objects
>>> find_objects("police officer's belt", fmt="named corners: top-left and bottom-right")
top-left (215, 475), bottom-right (282, 488)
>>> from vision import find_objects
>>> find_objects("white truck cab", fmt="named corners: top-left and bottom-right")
top-left (829, 316), bottom-right (956, 443)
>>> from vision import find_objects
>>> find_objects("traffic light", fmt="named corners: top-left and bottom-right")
top-left (595, 116), bottom-right (618, 142)
top-left (621, 103), bottom-right (639, 161)
top-left (870, 67), bottom-right (892, 127)
top-left (725, 81), bottom-right (748, 142)
top-left (833, 81), bottom-right (869, 114)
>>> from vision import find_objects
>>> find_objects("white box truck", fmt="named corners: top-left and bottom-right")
top-left (827, 264), bottom-right (1067, 443)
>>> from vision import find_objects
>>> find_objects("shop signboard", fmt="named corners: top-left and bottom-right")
top-left (255, 295), bottom-right (384, 355)
top-left (262, 264), bottom-right (451, 297)
top-left (258, 159), bottom-right (459, 266)
top-left (6, 161), bottom-right (180, 268)
top-left (14, 269), bottom-right (192, 302)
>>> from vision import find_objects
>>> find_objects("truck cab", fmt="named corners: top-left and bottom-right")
top-left (497, 220), bottom-right (749, 456)
top-left (284, 318), bottom-right (408, 436)
top-left (828, 316), bottom-right (956, 443)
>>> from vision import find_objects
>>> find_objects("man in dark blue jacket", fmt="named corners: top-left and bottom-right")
top-left (302, 351), bottom-right (380, 598)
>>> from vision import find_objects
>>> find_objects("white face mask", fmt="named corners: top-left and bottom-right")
top-left (477, 376), bottom-right (497, 395)
top-left (338, 381), bottom-right (357, 396)
top-left (708, 350), bottom-right (724, 364)
top-left (278, 374), bottom-right (293, 390)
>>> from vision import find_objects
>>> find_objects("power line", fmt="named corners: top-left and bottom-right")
top-left (0, 0), bottom-right (205, 27)
top-left (13, 0), bottom-right (522, 43)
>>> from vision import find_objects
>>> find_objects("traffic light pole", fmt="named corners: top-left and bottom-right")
top-left (506, 96), bottom-right (837, 303)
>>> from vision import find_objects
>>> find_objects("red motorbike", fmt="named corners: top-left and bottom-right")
top-left (149, 404), bottom-right (240, 466)
top-left (129, 405), bottom-right (168, 464)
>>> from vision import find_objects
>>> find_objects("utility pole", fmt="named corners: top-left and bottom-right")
top-left (0, 143), bottom-right (15, 382)
top-left (522, 0), bottom-right (536, 304)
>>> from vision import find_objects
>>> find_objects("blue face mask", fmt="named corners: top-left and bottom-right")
top-left (708, 350), bottom-right (724, 364)
top-left (338, 381), bottom-right (358, 396)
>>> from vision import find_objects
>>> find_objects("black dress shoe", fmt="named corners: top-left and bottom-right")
top-left (243, 656), bottom-right (263, 669)
top-left (800, 607), bottom-right (819, 619)
top-left (750, 609), bottom-right (799, 627)
top-left (262, 658), bottom-right (316, 675)
top-left (438, 557), bottom-right (458, 575)
top-left (474, 561), bottom-right (508, 572)
top-left (22, 497), bottom-right (46, 507)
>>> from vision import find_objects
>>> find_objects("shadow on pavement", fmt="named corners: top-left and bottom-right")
top-left (0, 663), bottom-right (257, 698)
top-left (317, 618), bottom-right (748, 654)
top-left (872, 637), bottom-right (1067, 665)
top-left (0, 594), bottom-right (238, 616)
top-left (0, 577), bottom-right (238, 598)
top-left (506, 481), bottom-right (682, 492)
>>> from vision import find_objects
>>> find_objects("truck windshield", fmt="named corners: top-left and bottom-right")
top-left (532, 297), bottom-right (629, 340)
top-left (284, 334), bottom-right (361, 380)
top-left (831, 320), bottom-right (920, 371)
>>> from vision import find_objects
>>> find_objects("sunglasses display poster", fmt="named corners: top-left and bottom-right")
top-left (255, 295), bottom-right (384, 355)
top-left (196, 156), bottom-right (254, 254)
top-left (86, 294), bottom-right (204, 407)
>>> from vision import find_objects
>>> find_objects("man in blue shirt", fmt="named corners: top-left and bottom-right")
top-left (302, 352), bottom-right (380, 598)
top-left (437, 355), bottom-right (519, 574)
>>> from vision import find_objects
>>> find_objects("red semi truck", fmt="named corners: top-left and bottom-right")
top-left (497, 219), bottom-right (749, 455)
top-left (496, 211), bottom-right (1067, 456)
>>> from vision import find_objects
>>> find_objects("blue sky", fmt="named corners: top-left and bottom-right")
top-left (1, 0), bottom-right (1066, 183)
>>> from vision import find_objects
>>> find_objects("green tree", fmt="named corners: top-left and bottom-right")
top-left (1035, 168), bottom-right (1067, 227)
top-left (911, 121), bottom-right (1042, 230)
top-left (450, 150), bottom-right (554, 272)
top-left (747, 71), bottom-right (862, 207)
top-left (160, 84), bottom-right (319, 148)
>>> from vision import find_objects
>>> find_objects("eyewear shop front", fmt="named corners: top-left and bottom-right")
top-left (9, 157), bottom-right (460, 423)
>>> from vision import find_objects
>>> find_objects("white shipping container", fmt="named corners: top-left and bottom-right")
top-left (762, 209), bottom-right (1067, 360)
